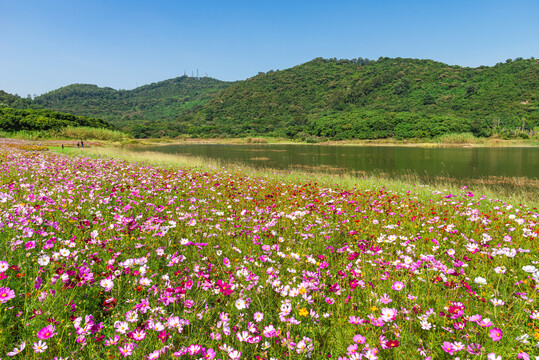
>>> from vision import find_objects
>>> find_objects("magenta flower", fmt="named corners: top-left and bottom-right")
top-left (25, 241), bottom-right (36, 249)
top-left (223, 257), bottom-right (231, 268)
top-left (37, 325), bottom-right (56, 340)
top-left (489, 327), bottom-right (503, 341)
top-left (0, 287), bottom-right (15, 303)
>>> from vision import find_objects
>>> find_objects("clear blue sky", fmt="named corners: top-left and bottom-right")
top-left (1, 0), bottom-right (538, 96)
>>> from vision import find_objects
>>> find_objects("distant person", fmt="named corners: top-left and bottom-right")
top-left (81, 140), bottom-right (84, 148)
top-left (77, 142), bottom-right (80, 147)
top-left (61, 144), bottom-right (64, 149)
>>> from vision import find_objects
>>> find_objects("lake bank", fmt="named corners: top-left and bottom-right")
top-left (51, 144), bottom-right (539, 208)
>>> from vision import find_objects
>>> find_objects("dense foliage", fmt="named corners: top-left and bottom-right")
top-left (181, 57), bottom-right (538, 140)
top-left (0, 107), bottom-right (113, 132)
top-left (33, 76), bottom-right (233, 137)
top-left (0, 90), bottom-right (36, 109)
top-left (0, 142), bottom-right (538, 359)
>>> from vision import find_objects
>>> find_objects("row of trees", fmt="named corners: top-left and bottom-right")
top-left (0, 107), bottom-right (113, 132)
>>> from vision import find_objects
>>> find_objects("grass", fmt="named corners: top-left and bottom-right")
top-left (0, 126), bottom-right (130, 142)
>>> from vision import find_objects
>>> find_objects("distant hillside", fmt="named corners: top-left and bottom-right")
top-left (33, 76), bottom-right (233, 137)
top-left (180, 57), bottom-right (538, 140)
top-left (0, 107), bottom-right (113, 132)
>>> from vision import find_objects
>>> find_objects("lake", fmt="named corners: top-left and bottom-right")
top-left (134, 144), bottom-right (539, 186)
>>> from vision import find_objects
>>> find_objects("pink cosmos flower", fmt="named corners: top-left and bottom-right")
top-left (118, 343), bottom-right (135, 357)
top-left (100, 278), bottom-right (114, 291)
top-left (441, 342), bottom-right (455, 355)
top-left (253, 312), bottom-right (264, 322)
top-left (131, 329), bottom-right (146, 341)
top-left (489, 328), bottom-right (503, 341)
top-left (379, 293), bottom-right (392, 304)
top-left (353, 334), bottom-right (366, 344)
top-left (203, 348), bottom-right (216, 359)
top-left (37, 325), bottom-right (56, 340)
top-left (0, 261), bottom-right (8, 272)
top-left (187, 344), bottom-right (201, 356)
top-left (0, 287), bottom-right (15, 303)
top-left (223, 257), bottom-right (231, 268)
top-left (391, 281), bottom-right (405, 291)
top-left (228, 350), bottom-right (241, 360)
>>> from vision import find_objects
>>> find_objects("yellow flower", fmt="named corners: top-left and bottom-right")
top-left (299, 308), bottom-right (308, 317)
top-left (298, 287), bottom-right (307, 294)
top-left (371, 306), bottom-right (378, 312)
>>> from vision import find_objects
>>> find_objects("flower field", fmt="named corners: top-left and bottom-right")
top-left (0, 144), bottom-right (538, 360)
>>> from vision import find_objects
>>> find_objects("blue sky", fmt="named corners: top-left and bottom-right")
top-left (1, 0), bottom-right (538, 96)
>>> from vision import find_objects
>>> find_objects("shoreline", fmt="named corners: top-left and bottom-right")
top-left (123, 137), bottom-right (539, 148)
top-left (49, 144), bottom-right (539, 208)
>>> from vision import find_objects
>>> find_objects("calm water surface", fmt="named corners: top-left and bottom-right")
top-left (134, 144), bottom-right (538, 183)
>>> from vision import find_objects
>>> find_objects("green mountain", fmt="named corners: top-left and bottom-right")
top-left (0, 107), bottom-right (113, 132)
top-left (33, 76), bottom-right (233, 137)
top-left (180, 57), bottom-right (538, 140)
top-left (3, 57), bottom-right (537, 139)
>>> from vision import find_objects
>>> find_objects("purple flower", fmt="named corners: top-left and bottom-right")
top-left (34, 277), bottom-right (43, 290)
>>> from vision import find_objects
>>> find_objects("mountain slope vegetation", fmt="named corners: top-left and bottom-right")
top-left (180, 57), bottom-right (538, 139)
top-left (33, 76), bottom-right (233, 137)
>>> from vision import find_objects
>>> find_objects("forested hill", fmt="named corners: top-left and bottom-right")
top-left (180, 57), bottom-right (538, 139)
top-left (33, 76), bottom-right (233, 132)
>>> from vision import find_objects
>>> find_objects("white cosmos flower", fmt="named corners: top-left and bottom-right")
top-left (522, 265), bottom-right (537, 273)
top-left (38, 255), bottom-right (50, 266)
top-left (474, 277), bottom-right (487, 285)
top-left (235, 299), bottom-right (246, 310)
top-left (59, 248), bottom-right (71, 257)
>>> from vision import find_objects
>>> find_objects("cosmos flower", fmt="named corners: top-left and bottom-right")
top-left (100, 278), bottom-right (114, 291)
top-left (32, 340), bottom-right (47, 353)
top-left (0, 287), bottom-right (15, 303)
top-left (37, 325), bottom-right (56, 340)
top-left (7, 342), bottom-right (25, 356)
top-left (391, 281), bottom-right (405, 291)
top-left (489, 328), bottom-right (503, 341)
